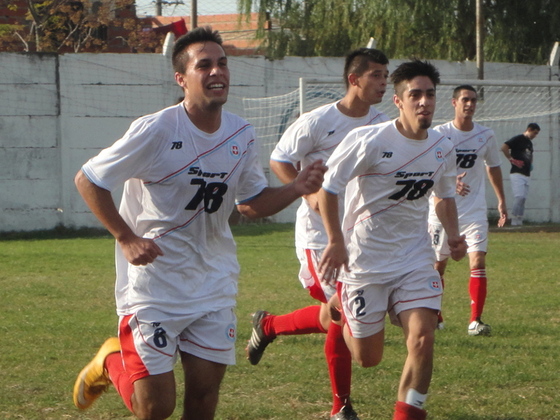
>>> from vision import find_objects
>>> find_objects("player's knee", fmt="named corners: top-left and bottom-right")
top-left (353, 349), bottom-right (383, 368)
top-left (133, 397), bottom-right (175, 420)
top-left (406, 329), bottom-right (435, 358)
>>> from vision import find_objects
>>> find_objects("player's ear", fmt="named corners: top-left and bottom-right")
top-left (348, 72), bottom-right (359, 87)
top-left (175, 72), bottom-right (186, 89)
top-left (393, 94), bottom-right (403, 109)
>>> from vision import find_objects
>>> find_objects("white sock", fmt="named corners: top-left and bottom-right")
top-left (405, 388), bottom-right (427, 409)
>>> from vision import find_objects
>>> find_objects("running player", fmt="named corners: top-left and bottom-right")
top-left (428, 85), bottom-right (507, 336)
top-left (318, 60), bottom-right (467, 420)
top-left (72, 26), bottom-right (326, 420)
top-left (246, 47), bottom-right (390, 420)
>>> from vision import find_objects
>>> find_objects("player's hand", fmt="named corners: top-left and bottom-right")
top-left (119, 235), bottom-right (164, 266)
top-left (448, 234), bottom-right (467, 261)
top-left (510, 158), bottom-right (524, 168)
top-left (294, 159), bottom-right (328, 196)
top-left (497, 202), bottom-right (507, 228)
top-left (456, 172), bottom-right (470, 196)
top-left (318, 240), bottom-right (349, 287)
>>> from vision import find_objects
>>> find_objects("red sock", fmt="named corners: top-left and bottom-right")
top-left (325, 322), bottom-right (352, 415)
top-left (105, 352), bottom-right (135, 413)
top-left (393, 401), bottom-right (427, 420)
top-left (469, 269), bottom-right (487, 322)
top-left (262, 305), bottom-right (326, 338)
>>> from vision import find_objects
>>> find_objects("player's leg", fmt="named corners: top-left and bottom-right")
top-left (132, 373), bottom-right (177, 419)
top-left (463, 221), bottom-right (492, 336)
top-left (117, 312), bottom-right (182, 419)
top-left (339, 282), bottom-right (387, 368)
top-left (388, 266), bottom-right (442, 420)
top-left (467, 251), bottom-right (492, 336)
top-left (393, 307), bottom-right (437, 420)
top-left (246, 248), bottom-right (330, 365)
top-left (178, 307), bottom-right (236, 419)
top-left (324, 293), bottom-right (357, 419)
top-left (428, 222), bottom-right (450, 329)
top-left (179, 352), bottom-right (227, 420)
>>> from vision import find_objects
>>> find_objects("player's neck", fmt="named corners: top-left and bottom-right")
top-left (337, 96), bottom-right (371, 118)
top-left (395, 118), bottom-right (428, 140)
top-left (183, 101), bottom-right (222, 133)
top-left (453, 117), bottom-right (474, 132)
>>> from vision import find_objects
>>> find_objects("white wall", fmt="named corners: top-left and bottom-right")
top-left (0, 52), bottom-right (558, 232)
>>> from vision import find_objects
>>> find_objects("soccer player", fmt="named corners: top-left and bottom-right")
top-left (501, 123), bottom-right (540, 226)
top-left (246, 47), bottom-right (390, 420)
top-left (318, 60), bottom-right (467, 420)
top-left (72, 26), bottom-right (326, 420)
top-left (428, 85), bottom-right (508, 336)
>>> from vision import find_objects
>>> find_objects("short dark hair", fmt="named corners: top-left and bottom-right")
top-left (343, 48), bottom-right (389, 89)
top-left (453, 84), bottom-right (476, 99)
top-left (172, 26), bottom-right (223, 74)
top-left (527, 122), bottom-right (540, 131)
top-left (390, 60), bottom-right (440, 96)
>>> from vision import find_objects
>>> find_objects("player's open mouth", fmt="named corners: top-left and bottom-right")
top-left (208, 83), bottom-right (226, 90)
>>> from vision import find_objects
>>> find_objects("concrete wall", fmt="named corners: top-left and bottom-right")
top-left (1, 52), bottom-right (558, 232)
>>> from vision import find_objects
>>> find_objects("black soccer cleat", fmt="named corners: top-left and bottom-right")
top-left (246, 310), bottom-right (275, 365)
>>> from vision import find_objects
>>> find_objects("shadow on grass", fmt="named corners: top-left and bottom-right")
top-left (0, 221), bottom-right (295, 240)
top-left (0, 224), bottom-right (111, 241)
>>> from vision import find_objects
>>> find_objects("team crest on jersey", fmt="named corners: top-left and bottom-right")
top-left (428, 277), bottom-right (441, 291)
top-left (435, 147), bottom-right (444, 162)
top-left (230, 142), bottom-right (240, 158)
top-left (225, 323), bottom-right (236, 342)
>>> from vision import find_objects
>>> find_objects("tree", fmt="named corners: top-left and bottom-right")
top-left (0, 0), bottom-right (158, 53)
top-left (239, 0), bottom-right (560, 64)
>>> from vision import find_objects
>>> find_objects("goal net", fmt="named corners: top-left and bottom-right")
top-left (243, 76), bottom-right (560, 222)
top-left (244, 76), bottom-right (560, 166)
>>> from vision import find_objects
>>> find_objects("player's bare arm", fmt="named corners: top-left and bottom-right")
top-left (317, 188), bottom-right (349, 285)
top-left (237, 159), bottom-right (327, 219)
top-left (486, 165), bottom-right (508, 227)
top-left (500, 143), bottom-right (524, 168)
top-left (74, 170), bottom-right (163, 266)
top-left (271, 159), bottom-right (321, 213)
top-left (433, 196), bottom-right (467, 261)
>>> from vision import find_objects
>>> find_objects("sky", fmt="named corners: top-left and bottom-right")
top-left (135, 0), bottom-right (240, 17)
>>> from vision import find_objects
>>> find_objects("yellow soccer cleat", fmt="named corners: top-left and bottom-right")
top-left (73, 337), bottom-right (121, 410)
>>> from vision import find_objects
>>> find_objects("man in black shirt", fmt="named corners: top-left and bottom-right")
top-left (501, 123), bottom-right (540, 226)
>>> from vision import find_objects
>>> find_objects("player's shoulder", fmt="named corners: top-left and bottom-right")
top-left (222, 109), bottom-right (252, 129)
top-left (472, 121), bottom-right (495, 137)
top-left (432, 121), bottom-right (454, 135)
top-left (353, 118), bottom-right (393, 136)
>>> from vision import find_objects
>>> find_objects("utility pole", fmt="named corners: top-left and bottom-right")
top-left (191, 0), bottom-right (197, 28)
top-left (156, 0), bottom-right (162, 16)
top-left (476, 0), bottom-right (484, 80)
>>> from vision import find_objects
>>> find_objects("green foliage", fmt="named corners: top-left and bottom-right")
top-left (1, 224), bottom-right (560, 418)
top-left (239, 0), bottom-right (560, 64)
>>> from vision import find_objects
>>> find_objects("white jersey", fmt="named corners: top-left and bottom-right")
top-left (428, 121), bottom-right (502, 225)
top-left (81, 103), bottom-right (268, 316)
top-left (270, 102), bottom-right (389, 249)
top-left (323, 120), bottom-right (456, 283)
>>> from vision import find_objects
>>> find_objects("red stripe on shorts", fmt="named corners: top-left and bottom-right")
top-left (119, 314), bottom-right (150, 383)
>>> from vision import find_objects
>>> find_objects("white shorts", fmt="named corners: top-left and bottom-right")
top-left (296, 247), bottom-right (337, 303)
top-left (118, 307), bottom-right (237, 382)
top-left (429, 220), bottom-right (488, 261)
top-left (340, 265), bottom-right (442, 338)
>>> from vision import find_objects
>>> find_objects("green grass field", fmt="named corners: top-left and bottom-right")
top-left (1, 223), bottom-right (559, 419)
